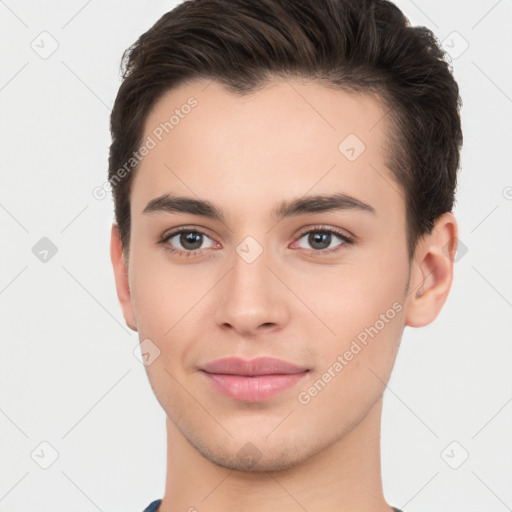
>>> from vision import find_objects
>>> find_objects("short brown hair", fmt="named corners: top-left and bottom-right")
top-left (108, 0), bottom-right (463, 261)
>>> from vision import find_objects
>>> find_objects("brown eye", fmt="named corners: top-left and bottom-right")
top-left (293, 226), bottom-right (354, 255)
top-left (177, 231), bottom-right (203, 250)
top-left (306, 231), bottom-right (332, 250)
top-left (161, 228), bottom-right (217, 256)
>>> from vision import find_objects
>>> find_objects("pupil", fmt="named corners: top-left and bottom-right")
top-left (181, 232), bottom-right (202, 250)
top-left (310, 232), bottom-right (330, 250)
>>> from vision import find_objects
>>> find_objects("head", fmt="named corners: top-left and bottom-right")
top-left (109, 0), bottom-right (462, 472)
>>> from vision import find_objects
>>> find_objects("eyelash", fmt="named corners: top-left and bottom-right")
top-left (159, 224), bottom-right (354, 259)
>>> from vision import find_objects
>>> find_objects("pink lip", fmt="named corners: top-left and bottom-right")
top-left (200, 357), bottom-right (309, 402)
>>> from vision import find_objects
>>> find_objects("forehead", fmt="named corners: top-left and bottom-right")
top-left (131, 78), bottom-right (404, 223)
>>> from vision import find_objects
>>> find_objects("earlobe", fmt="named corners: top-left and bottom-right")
top-left (110, 224), bottom-right (138, 331)
top-left (405, 212), bottom-right (458, 328)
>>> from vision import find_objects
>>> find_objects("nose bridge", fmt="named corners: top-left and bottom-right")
top-left (232, 236), bottom-right (271, 290)
top-left (214, 235), bottom-right (287, 334)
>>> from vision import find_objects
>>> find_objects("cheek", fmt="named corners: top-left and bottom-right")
top-left (304, 261), bottom-right (405, 334)
top-left (128, 253), bottom-right (215, 377)
top-left (295, 277), bottom-right (406, 424)
top-left (303, 251), bottom-right (407, 370)
top-left (129, 275), bottom-right (170, 337)
top-left (128, 244), bottom-right (200, 331)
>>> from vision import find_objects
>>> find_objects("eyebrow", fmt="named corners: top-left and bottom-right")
top-left (142, 192), bottom-right (376, 222)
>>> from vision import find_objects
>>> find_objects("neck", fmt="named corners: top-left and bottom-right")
top-left (159, 397), bottom-right (392, 512)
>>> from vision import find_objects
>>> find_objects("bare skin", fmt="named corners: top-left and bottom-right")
top-left (110, 77), bottom-right (458, 512)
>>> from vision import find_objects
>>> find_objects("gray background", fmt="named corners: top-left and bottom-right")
top-left (1, 0), bottom-right (511, 510)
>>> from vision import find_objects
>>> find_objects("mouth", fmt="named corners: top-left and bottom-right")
top-left (199, 357), bottom-right (310, 402)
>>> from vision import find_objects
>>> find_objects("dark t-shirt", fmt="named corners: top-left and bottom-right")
top-left (142, 499), bottom-right (404, 511)
top-left (142, 500), bottom-right (162, 512)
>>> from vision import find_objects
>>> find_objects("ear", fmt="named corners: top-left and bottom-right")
top-left (110, 224), bottom-right (138, 331)
top-left (404, 212), bottom-right (459, 328)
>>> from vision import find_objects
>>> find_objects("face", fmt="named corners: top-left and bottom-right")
top-left (118, 78), bottom-right (413, 471)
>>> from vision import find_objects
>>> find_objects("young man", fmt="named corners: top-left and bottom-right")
top-left (108, 0), bottom-right (462, 510)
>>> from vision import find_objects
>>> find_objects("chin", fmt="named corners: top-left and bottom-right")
top-left (183, 424), bottom-right (329, 474)
top-left (199, 442), bottom-right (307, 473)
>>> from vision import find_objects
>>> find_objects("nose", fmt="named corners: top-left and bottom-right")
top-left (214, 244), bottom-right (289, 337)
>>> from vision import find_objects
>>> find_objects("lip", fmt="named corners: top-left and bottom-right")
top-left (200, 357), bottom-right (309, 402)
top-left (201, 357), bottom-right (308, 376)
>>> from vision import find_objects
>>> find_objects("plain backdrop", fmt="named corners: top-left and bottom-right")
top-left (1, 1), bottom-right (511, 511)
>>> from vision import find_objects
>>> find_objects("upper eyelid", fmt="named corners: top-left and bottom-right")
top-left (296, 225), bottom-right (352, 238)
top-left (161, 225), bottom-right (215, 240)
